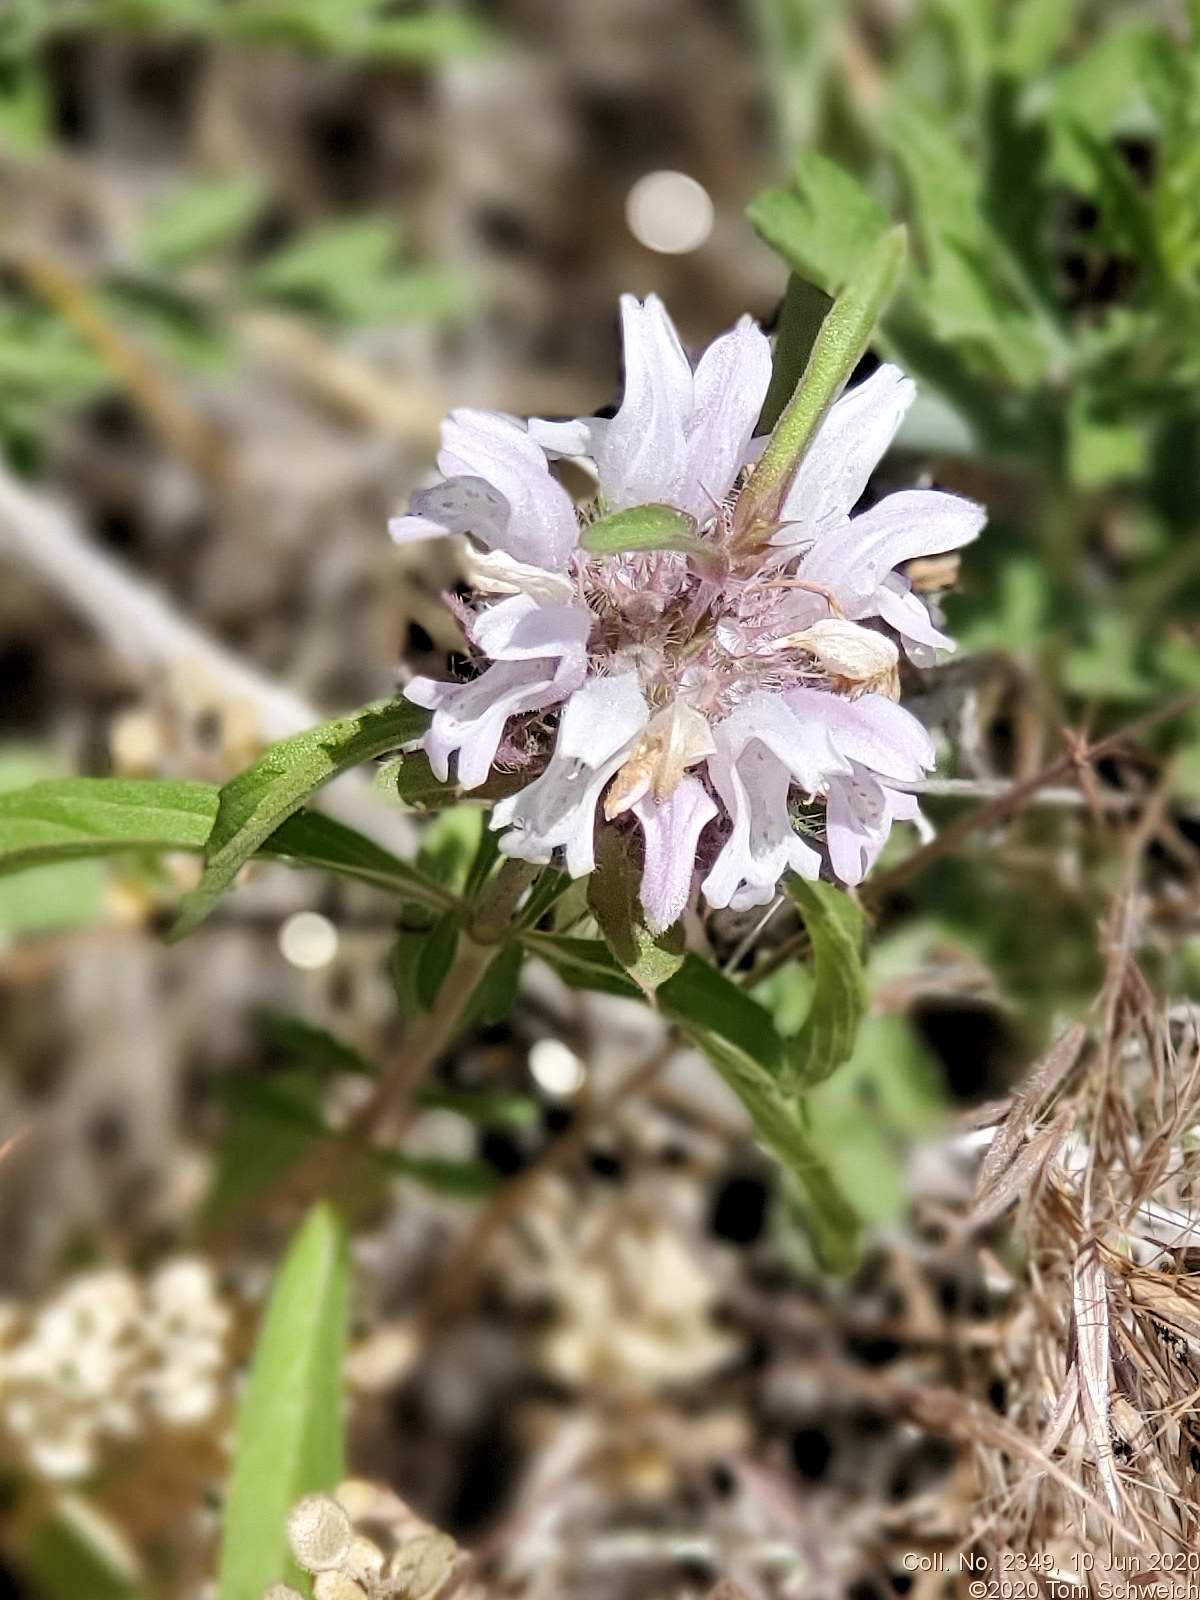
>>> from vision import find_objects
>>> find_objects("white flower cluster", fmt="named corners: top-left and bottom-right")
top-left (531, 1187), bottom-right (737, 1391)
top-left (0, 1258), bottom-right (230, 1480)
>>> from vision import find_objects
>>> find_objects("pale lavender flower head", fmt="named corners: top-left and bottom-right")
top-left (391, 295), bottom-right (984, 931)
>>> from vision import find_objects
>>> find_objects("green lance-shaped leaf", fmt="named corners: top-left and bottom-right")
top-left (747, 150), bottom-right (892, 299)
top-left (416, 805), bottom-right (485, 893)
top-left (217, 1202), bottom-right (350, 1600)
top-left (0, 778), bottom-right (452, 921)
top-left (657, 953), bottom-right (787, 1078)
top-left (514, 867), bottom-right (572, 930)
top-left (23, 1496), bottom-right (147, 1600)
top-left (459, 940), bottom-right (524, 1029)
top-left (200, 1076), bottom-right (329, 1235)
top-left (519, 931), bottom-right (642, 999)
top-left (656, 955), bottom-right (861, 1273)
top-left (142, 173), bottom-right (265, 269)
top-left (580, 504), bottom-right (724, 576)
top-left (755, 274), bottom-right (832, 436)
top-left (414, 910), bottom-right (461, 1011)
top-left (783, 877), bottom-right (869, 1090)
top-left (174, 698), bottom-right (430, 939)
top-left (740, 1080), bottom-right (864, 1276)
top-left (733, 224), bottom-right (908, 542)
top-left (0, 778), bottom-right (218, 873)
top-left (261, 810), bottom-right (454, 913)
top-left (394, 908), bottom-right (517, 1022)
top-left (258, 1014), bottom-right (377, 1078)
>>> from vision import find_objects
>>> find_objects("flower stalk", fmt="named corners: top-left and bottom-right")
top-left (362, 935), bottom-right (496, 1144)
top-left (363, 859), bottom-right (539, 1141)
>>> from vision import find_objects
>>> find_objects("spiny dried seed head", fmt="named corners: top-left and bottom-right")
top-left (287, 1494), bottom-right (353, 1573)
top-left (264, 1585), bottom-right (306, 1600)
top-left (386, 1531), bottom-right (459, 1600)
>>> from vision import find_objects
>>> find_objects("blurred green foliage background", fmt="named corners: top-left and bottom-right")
top-left (0, 2), bottom-right (1199, 1591)
top-left (1, 0), bottom-right (1200, 1355)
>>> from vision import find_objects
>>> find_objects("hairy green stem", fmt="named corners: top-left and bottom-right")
top-left (467, 856), bottom-right (540, 943)
top-left (358, 856), bottom-right (540, 1141)
top-left (364, 935), bottom-right (496, 1143)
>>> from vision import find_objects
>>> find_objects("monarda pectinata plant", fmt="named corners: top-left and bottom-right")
top-left (0, 228), bottom-right (983, 1275)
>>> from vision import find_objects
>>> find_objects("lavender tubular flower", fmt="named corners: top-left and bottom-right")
top-left (393, 294), bottom-right (985, 930)
top-left (391, 408), bottom-right (578, 570)
top-left (786, 688), bottom-right (937, 886)
top-left (406, 594), bottom-right (591, 789)
top-left (490, 673), bottom-right (649, 878)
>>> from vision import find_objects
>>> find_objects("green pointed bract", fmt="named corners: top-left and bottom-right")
top-left (734, 224), bottom-right (908, 544)
top-left (580, 502), bottom-right (725, 577)
top-left (580, 502), bottom-right (697, 554)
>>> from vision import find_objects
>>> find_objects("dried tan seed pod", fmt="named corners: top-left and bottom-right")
top-left (786, 618), bottom-right (900, 699)
top-left (386, 1531), bottom-right (459, 1600)
top-left (264, 1586), bottom-right (306, 1600)
top-left (313, 1570), bottom-right (368, 1600)
top-left (344, 1536), bottom-right (386, 1585)
top-left (287, 1494), bottom-right (353, 1573)
top-left (605, 699), bottom-right (715, 816)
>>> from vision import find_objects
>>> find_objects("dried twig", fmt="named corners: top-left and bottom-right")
top-left (866, 690), bottom-right (1200, 902)
top-left (237, 311), bottom-right (444, 451)
top-left (974, 1023), bottom-right (1087, 1200)
top-left (957, 859), bottom-right (1200, 1556)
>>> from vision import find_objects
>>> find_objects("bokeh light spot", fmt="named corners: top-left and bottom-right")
top-left (626, 170), bottom-right (714, 254)
top-left (278, 910), bottom-right (339, 970)
top-left (529, 1038), bottom-right (587, 1096)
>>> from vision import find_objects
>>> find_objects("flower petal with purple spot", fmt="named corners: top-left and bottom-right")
top-left (701, 693), bottom-right (848, 911)
top-left (633, 776), bottom-right (718, 933)
top-left (491, 674), bottom-right (649, 877)
top-left (391, 409), bottom-right (579, 570)
top-left (405, 595), bottom-right (591, 788)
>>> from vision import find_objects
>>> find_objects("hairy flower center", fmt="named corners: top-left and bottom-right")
top-left (575, 492), bottom-right (890, 722)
